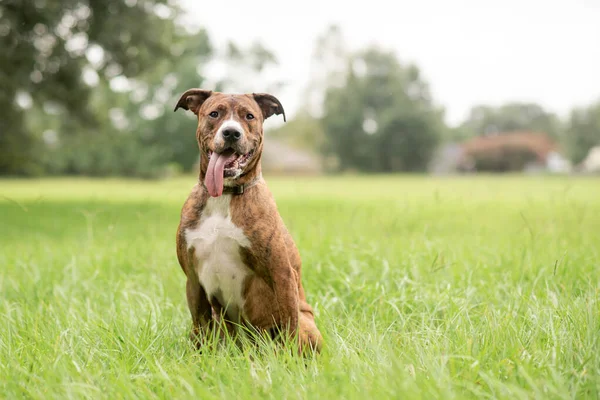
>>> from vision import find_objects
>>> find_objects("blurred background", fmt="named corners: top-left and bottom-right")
top-left (1, 0), bottom-right (599, 179)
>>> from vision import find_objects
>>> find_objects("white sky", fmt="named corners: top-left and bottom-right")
top-left (180, 0), bottom-right (600, 126)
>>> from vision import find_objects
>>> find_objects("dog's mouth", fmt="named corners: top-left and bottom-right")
top-left (205, 148), bottom-right (255, 197)
top-left (207, 148), bottom-right (254, 174)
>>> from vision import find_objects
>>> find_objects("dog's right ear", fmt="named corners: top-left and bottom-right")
top-left (173, 89), bottom-right (213, 114)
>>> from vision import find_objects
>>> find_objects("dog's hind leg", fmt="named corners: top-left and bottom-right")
top-left (285, 239), bottom-right (323, 354)
top-left (297, 281), bottom-right (323, 354)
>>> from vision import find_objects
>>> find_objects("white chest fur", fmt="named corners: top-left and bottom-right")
top-left (185, 195), bottom-right (251, 321)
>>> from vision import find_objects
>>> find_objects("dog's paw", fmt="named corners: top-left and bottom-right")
top-left (189, 327), bottom-right (205, 350)
top-left (298, 312), bottom-right (323, 355)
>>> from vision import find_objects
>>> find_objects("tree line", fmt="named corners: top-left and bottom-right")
top-left (1, 3), bottom-right (598, 177)
top-left (269, 26), bottom-right (600, 173)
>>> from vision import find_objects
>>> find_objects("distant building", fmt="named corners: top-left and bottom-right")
top-left (544, 151), bottom-right (572, 174)
top-left (429, 143), bottom-right (465, 175)
top-left (579, 146), bottom-right (600, 174)
top-left (430, 132), bottom-right (572, 174)
top-left (261, 139), bottom-right (322, 175)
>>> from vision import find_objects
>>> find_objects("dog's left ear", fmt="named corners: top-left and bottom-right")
top-left (252, 93), bottom-right (286, 122)
top-left (174, 89), bottom-right (213, 114)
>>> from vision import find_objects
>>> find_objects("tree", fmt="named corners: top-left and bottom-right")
top-left (32, 28), bottom-right (213, 178)
top-left (303, 25), bottom-right (348, 119)
top-left (0, 0), bottom-right (194, 175)
top-left (204, 40), bottom-right (281, 95)
top-left (565, 100), bottom-right (600, 164)
top-left (458, 103), bottom-right (563, 139)
top-left (267, 110), bottom-right (325, 152)
top-left (320, 47), bottom-right (444, 172)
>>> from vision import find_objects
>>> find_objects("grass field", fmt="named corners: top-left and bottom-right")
top-left (1, 175), bottom-right (599, 399)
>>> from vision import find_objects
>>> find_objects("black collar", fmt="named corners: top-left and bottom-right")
top-left (205, 173), bottom-right (263, 195)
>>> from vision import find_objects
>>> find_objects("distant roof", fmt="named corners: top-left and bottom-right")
top-left (461, 131), bottom-right (559, 160)
top-left (261, 139), bottom-right (321, 173)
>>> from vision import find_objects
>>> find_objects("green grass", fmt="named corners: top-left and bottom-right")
top-left (1, 175), bottom-right (599, 399)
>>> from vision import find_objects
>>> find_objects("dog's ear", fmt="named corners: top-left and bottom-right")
top-left (174, 89), bottom-right (213, 114)
top-left (252, 93), bottom-right (286, 122)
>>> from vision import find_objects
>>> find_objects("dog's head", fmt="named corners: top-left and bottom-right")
top-left (174, 89), bottom-right (285, 197)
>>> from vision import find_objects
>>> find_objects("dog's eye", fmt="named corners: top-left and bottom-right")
top-left (246, 113), bottom-right (254, 120)
top-left (209, 111), bottom-right (219, 118)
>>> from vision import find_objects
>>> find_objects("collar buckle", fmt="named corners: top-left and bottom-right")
top-left (229, 185), bottom-right (244, 195)
top-left (209, 173), bottom-right (262, 196)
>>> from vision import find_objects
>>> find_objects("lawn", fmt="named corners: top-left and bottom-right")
top-left (1, 175), bottom-right (599, 399)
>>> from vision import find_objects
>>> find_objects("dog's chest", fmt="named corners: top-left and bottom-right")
top-left (185, 195), bottom-right (251, 321)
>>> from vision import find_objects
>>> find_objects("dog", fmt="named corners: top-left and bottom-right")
top-left (173, 89), bottom-right (323, 354)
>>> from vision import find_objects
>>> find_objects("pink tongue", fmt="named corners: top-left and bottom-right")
top-left (205, 150), bottom-right (236, 197)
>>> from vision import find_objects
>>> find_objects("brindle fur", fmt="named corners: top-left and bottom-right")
top-left (175, 90), bottom-right (323, 354)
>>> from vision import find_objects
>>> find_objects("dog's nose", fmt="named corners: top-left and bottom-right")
top-left (222, 128), bottom-right (242, 142)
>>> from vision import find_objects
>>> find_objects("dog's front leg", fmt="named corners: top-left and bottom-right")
top-left (186, 276), bottom-right (213, 349)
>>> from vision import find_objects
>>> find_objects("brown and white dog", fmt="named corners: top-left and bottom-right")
top-left (173, 89), bottom-right (323, 354)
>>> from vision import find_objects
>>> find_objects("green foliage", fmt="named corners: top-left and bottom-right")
top-left (0, 0), bottom-right (208, 176)
top-left (459, 103), bottom-right (563, 139)
top-left (214, 40), bottom-right (282, 94)
top-left (321, 49), bottom-right (444, 172)
top-left (267, 110), bottom-right (326, 151)
top-left (442, 125), bottom-right (474, 143)
top-left (565, 100), bottom-right (600, 164)
top-left (1, 176), bottom-right (600, 398)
